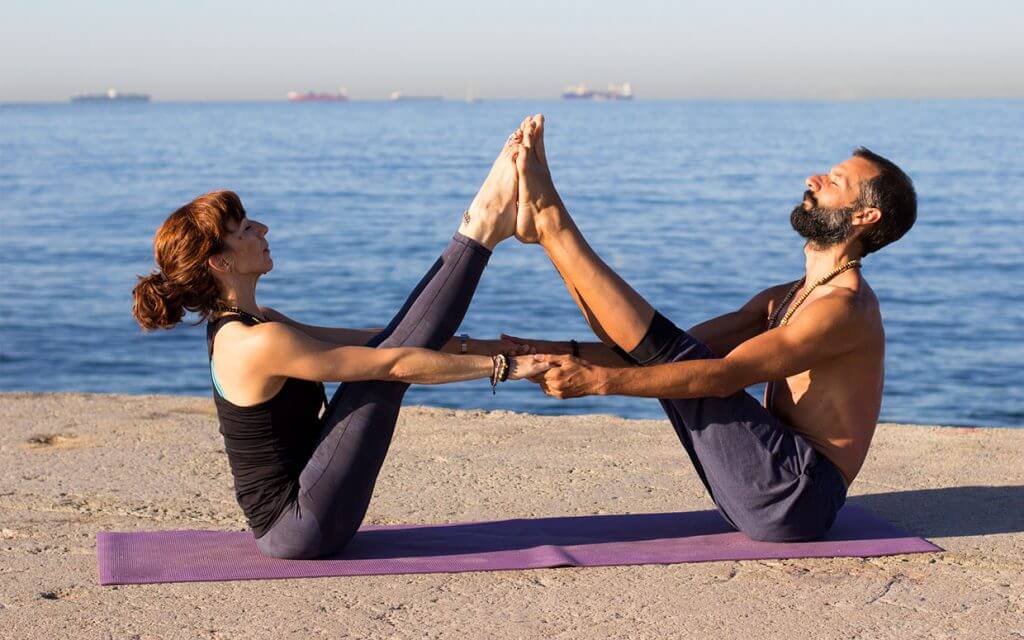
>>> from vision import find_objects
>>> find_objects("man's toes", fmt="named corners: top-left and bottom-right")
top-left (522, 120), bottom-right (538, 149)
top-left (531, 115), bottom-right (547, 164)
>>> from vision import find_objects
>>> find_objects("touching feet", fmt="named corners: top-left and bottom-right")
top-left (515, 114), bottom-right (571, 244)
top-left (459, 130), bottom-right (523, 250)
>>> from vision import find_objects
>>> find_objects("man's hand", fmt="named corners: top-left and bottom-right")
top-left (529, 354), bottom-right (611, 399)
top-left (455, 338), bottom-right (535, 357)
top-left (500, 333), bottom-right (571, 355)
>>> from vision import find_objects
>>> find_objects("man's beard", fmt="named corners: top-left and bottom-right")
top-left (790, 190), bottom-right (856, 248)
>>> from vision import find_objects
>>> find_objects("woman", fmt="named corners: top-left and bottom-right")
top-left (131, 129), bottom-right (548, 559)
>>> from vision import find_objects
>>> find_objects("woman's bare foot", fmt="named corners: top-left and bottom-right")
top-left (515, 114), bottom-right (571, 244)
top-left (459, 131), bottom-right (522, 250)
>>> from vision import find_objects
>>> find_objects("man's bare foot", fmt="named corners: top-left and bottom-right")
top-left (459, 131), bottom-right (522, 250)
top-left (515, 114), bottom-right (570, 244)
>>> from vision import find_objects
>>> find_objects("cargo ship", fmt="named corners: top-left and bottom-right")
top-left (287, 89), bottom-right (349, 102)
top-left (70, 89), bottom-right (150, 104)
top-left (561, 83), bottom-right (633, 101)
top-left (389, 91), bottom-right (443, 102)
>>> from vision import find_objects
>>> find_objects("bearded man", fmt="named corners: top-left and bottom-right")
top-left (508, 114), bottom-right (917, 541)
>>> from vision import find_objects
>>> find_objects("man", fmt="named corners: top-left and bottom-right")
top-left (507, 115), bottom-right (916, 541)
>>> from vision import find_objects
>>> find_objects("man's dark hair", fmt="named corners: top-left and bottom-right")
top-left (852, 147), bottom-right (917, 256)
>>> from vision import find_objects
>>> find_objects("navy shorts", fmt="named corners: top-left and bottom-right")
top-left (624, 312), bottom-right (848, 542)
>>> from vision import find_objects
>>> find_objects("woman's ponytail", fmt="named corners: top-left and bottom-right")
top-left (132, 270), bottom-right (184, 331)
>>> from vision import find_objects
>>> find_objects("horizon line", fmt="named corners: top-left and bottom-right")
top-left (4, 96), bottom-right (1024, 106)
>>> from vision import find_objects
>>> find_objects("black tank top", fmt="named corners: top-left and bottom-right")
top-left (206, 314), bottom-right (327, 538)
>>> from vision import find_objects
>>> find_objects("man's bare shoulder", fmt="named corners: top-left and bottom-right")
top-left (794, 282), bottom-right (883, 349)
top-left (751, 281), bottom-right (802, 316)
top-left (819, 274), bottom-right (880, 317)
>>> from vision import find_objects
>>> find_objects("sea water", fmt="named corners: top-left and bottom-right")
top-left (1, 100), bottom-right (1021, 427)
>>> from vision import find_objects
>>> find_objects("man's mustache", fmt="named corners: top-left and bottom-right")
top-left (802, 190), bottom-right (818, 208)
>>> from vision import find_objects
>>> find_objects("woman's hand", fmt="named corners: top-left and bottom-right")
top-left (508, 354), bottom-right (555, 380)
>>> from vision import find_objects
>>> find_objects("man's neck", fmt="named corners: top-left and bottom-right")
top-left (803, 241), bottom-right (862, 285)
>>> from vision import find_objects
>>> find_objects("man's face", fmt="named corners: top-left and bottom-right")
top-left (791, 156), bottom-right (879, 247)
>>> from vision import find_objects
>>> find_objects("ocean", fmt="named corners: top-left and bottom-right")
top-left (1, 100), bottom-right (1021, 427)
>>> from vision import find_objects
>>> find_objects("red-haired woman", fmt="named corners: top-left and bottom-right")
top-left (131, 129), bottom-right (547, 559)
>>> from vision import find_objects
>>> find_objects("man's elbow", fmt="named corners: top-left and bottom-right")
top-left (708, 362), bottom-right (745, 398)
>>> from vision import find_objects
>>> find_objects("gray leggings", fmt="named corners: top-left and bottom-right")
top-left (256, 233), bottom-right (491, 559)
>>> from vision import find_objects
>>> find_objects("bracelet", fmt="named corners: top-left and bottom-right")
top-left (570, 339), bottom-right (580, 358)
top-left (490, 354), bottom-right (508, 394)
top-left (499, 355), bottom-right (511, 382)
top-left (459, 333), bottom-right (469, 354)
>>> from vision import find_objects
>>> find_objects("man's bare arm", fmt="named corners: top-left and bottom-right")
top-left (534, 290), bottom-right (869, 399)
top-left (261, 306), bottom-right (515, 356)
top-left (500, 334), bottom-right (634, 367)
top-left (686, 282), bottom-right (796, 357)
top-left (500, 282), bottom-right (794, 366)
top-left (259, 306), bottom-right (382, 346)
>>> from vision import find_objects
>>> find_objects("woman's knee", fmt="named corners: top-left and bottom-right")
top-left (256, 535), bottom-right (321, 560)
top-left (254, 507), bottom-right (329, 559)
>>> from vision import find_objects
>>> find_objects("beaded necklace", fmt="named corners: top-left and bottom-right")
top-left (763, 259), bottom-right (861, 408)
top-left (215, 305), bottom-right (266, 324)
top-left (766, 259), bottom-right (861, 330)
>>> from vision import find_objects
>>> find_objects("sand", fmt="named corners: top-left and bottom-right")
top-left (0, 392), bottom-right (1021, 639)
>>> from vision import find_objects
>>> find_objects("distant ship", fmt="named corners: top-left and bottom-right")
top-left (287, 89), bottom-right (348, 102)
top-left (561, 82), bottom-right (633, 101)
top-left (71, 89), bottom-right (150, 104)
top-left (389, 91), bottom-right (443, 102)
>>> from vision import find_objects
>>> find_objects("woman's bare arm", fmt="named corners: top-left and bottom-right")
top-left (241, 321), bottom-right (549, 385)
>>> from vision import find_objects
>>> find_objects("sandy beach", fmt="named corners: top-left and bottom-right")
top-left (1, 392), bottom-right (1021, 639)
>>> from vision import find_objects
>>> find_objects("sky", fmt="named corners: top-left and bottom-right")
top-left (2, 0), bottom-right (1022, 102)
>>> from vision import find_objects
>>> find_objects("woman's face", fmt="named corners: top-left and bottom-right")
top-left (220, 216), bottom-right (272, 276)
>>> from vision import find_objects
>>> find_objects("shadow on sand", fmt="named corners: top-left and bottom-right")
top-left (850, 485), bottom-right (1024, 538)
top-left (332, 486), bottom-right (1024, 561)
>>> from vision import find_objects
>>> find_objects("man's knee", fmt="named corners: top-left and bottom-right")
top-left (628, 311), bottom-right (714, 366)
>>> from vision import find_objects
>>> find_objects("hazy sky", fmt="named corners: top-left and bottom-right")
top-left (3, 0), bottom-right (1022, 101)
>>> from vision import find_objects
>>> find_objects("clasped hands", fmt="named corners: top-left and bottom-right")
top-left (501, 335), bottom-right (611, 399)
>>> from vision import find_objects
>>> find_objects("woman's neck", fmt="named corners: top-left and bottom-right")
top-left (219, 278), bottom-right (260, 317)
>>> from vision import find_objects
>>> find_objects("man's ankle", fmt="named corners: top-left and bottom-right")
top-left (536, 206), bottom-right (574, 243)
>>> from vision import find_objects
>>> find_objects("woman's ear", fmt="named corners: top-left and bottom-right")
top-left (208, 254), bottom-right (232, 274)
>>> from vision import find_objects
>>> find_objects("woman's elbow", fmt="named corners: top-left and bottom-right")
top-left (381, 350), bottom-right (412, 382)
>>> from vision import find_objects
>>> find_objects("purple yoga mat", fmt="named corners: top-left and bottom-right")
top-left (97, 505), bottom-right (939, 585)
